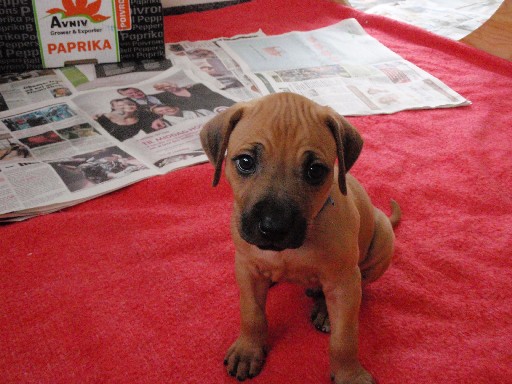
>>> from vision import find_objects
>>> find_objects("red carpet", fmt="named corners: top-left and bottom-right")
top-left (1, 0), bottom-right (511, 383)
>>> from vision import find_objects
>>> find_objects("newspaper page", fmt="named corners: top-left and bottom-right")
top-left (0, 99), bottom-right (155, 221)
top-left (165, 33), bottom-right (265, 101)
top-left (0, 69), bottom-right (74, 112)
top-left (220, 19), bottom-right (470, 116)
top-left (0, 67), bottom-right (237, 221)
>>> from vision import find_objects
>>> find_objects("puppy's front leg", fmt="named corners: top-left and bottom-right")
top-left (325, 267), bottom-right (375, 384)
top-left (225, 258), bottom-right (271, 381)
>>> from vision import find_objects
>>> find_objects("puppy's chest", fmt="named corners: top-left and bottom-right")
top-left (249, 250), bottom-right (321, 286)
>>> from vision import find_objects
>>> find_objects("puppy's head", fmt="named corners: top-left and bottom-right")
top-left (200, 93), bottom-right (363, 251)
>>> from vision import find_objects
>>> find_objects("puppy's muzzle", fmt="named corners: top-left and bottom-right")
top-left (241, 198), bottom-right (307, 252)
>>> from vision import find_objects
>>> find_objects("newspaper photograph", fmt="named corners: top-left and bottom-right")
top-left (72, 67), bottom-right (236, 173)
top-left (47, 146), bottom-right (148, 193)
top-left (220, 19), bottom-right (470, 115)
top-left (1, 102), bottom-right (112, 163)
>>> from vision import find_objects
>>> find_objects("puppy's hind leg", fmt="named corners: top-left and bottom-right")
top-left (360, 200), bottom-right (401, 285)
top-left (307, 201), bottom-right (400, 332)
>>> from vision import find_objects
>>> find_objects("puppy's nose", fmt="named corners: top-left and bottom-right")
top-left (241, 197), bottom-right (307, 250)
top-left (258, 215), bottom-right (289, 242)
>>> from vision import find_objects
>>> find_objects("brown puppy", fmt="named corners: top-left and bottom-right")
top-left (200, 92), bottom-right (400, 384)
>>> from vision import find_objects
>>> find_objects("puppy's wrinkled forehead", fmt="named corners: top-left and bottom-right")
top-left (228, 94), bottom-right (336, 160)
top-left (200, 92), bottom-right (363, 194)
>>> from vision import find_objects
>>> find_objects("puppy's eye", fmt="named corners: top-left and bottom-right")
top-left (305, 163), bottom-right (329, 185)
top-left (234, 154), bottom-right (256, 175)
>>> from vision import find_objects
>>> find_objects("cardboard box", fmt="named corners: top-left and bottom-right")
top-left (0, 0), bottom-right (165, 73)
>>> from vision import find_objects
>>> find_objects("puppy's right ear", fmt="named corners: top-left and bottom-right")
top-left (200, 104), bottom-right (245, 186)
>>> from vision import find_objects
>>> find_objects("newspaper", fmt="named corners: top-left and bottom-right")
top-left (220, 19), bottom-right (470, 116)
top-left (60, 32), bottom-right (265, 94)
top-left (0, 20), bottom-right (470, 222)
top-left (0, 67), bottom-right (236, 222)
top-left (0, 69), bottom-right (74, 112)
top-left (165, 32), bottom-right (265, 101)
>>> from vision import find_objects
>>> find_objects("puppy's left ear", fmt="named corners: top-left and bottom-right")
top-left (200, 103), bottom-right (246, 186)
top-left (325, 111), bottom-right (364, 195)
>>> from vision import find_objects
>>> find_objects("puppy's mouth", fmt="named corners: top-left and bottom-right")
top-left (248, 239), bottom-right (302, 252)
top-left (240, 198), bottom-right (308, 252)
top-left (257, 244), bottom-right (287, 252)
top-left (241, 230), bottom-right (306, 252)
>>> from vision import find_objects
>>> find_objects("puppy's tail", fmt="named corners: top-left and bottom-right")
top-left (389, 199), bottom-right (401, 228)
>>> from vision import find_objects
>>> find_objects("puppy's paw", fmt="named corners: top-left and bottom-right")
top-left (224, 337), bottom-right (268, 381)
top-left (331, 366), bottom-right (376, 384)
top-left (307, 289), bottom-right (331, 333)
